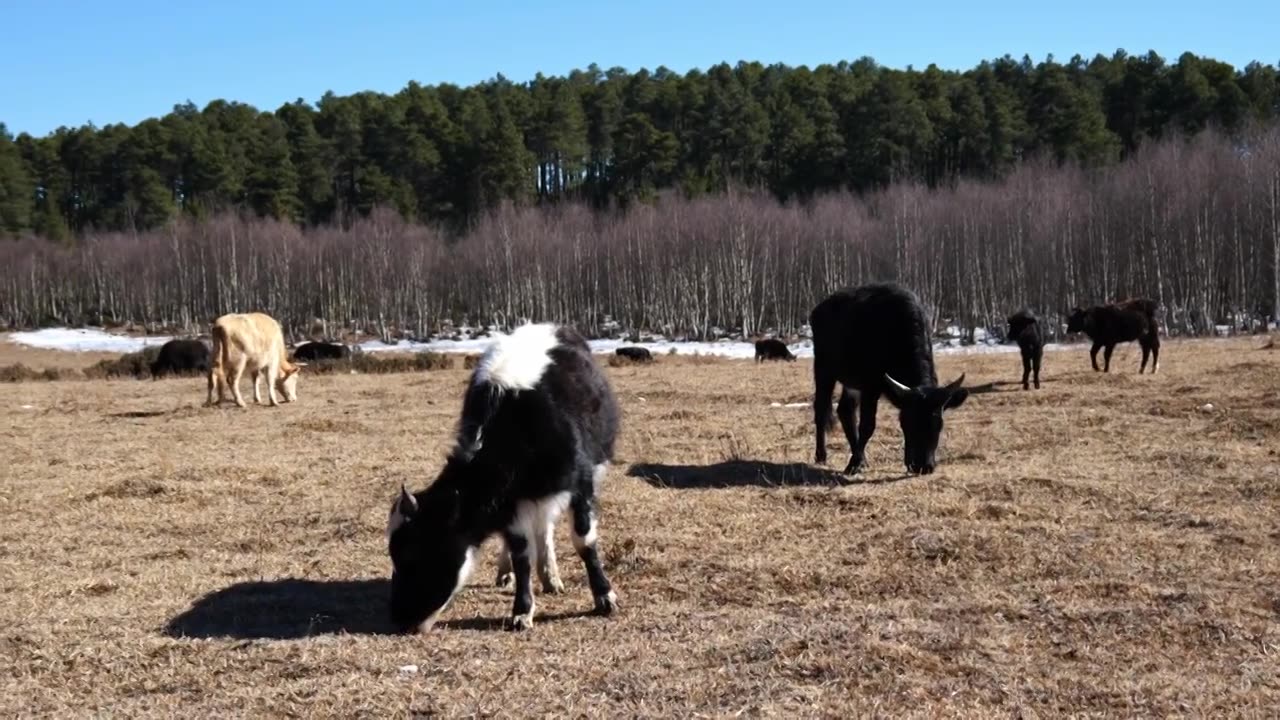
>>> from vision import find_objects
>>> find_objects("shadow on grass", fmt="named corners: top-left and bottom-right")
top-left (440, 608), bottom-right (605, 632)
top-left (163, 578), bottom-right (392, 639)
top-left (107, 410), bottom-right (168, 419)
top-left (163, 578), bottom-right (613, 639)
top-left (627, 460), bottom-right (856, 489)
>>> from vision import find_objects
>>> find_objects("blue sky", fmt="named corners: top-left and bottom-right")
top-left (2, 0), bottom-right (1276, 137)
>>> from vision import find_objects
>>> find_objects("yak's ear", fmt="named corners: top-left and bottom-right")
top-left (944, 387), bottom-right (970, 410)
top-left (941, 373), bottom-right (968, 410)
top-left (387, 484), bottom-right (419, 540)
top-left (397, 484), bottom-right (419, 517)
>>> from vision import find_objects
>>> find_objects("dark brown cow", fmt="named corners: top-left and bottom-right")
top-left (1066, 298), bottom-right (1160, 373)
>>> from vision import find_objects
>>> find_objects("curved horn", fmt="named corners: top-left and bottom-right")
top-left (944, 373), bottom-right (966, 392)
top-left (883, 374), bottom-right (912, 395)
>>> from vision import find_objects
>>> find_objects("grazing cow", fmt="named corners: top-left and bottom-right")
top-left (150, 338), bottom-right (210, 379)
top-left (1066, 298), bottom-right (1160, 373)
top-left (614, 346), bottom-right (653, 363)
top-left (205, 312), bottom-right (303, 408)
top-left (293, 341), bottom-right (351, 362)
top-left (386, 323), bottom-right (620, 633)
top-left (811, 282), bottom-right (971, 475)
top-left (1007, 309), bottom-right (1044, 390)
top-left (755, 338), bottom-right (796, 362)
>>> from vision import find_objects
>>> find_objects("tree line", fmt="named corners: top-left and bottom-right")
top-left (3, 125), bottom-right (1278, 340)
top-left (1, 50), bottom-right (1278, 237)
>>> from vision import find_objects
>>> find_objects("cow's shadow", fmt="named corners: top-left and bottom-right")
top-left (627, 460), bottom-right (880, 489)
top-left (163, 578), bottom-right (392, 640)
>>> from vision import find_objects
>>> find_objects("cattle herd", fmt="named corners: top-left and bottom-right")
top-left (140, 281), bottom-right (1164, 632)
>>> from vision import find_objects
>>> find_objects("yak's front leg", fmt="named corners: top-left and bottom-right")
top-left (1090, 342), bottom-right (1103, 372)
top-left (503, 530), bottom-right (536, 630)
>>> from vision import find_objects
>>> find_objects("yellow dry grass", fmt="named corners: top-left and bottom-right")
top-left (1, 336), bottom-right (1278, 718)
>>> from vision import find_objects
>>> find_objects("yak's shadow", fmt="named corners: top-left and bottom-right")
top-left (163, 578), bottom-right (392, 640)
top-left (626, 460), bottom-right (876, 489)
top-left (163, 578), bottom-right (613, 640)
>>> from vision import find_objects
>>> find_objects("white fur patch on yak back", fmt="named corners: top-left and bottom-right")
top-left (473, 323), bottom-right (559, 391)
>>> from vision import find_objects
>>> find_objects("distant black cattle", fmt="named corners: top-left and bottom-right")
top-left (810, 282), bottom-right (971, 476)
top-left (614, 346), bottom-right (653, 363)
top-left (292, 341), bottom-right (351, 362)
top-left (754, 338), bottom-right (796, 362)
top-left (1066, 298), bottom-right (1160, 373)
top-left (150, 338), bottom-right (210, 379)
top-left (1007, 309), bottom-right (1044, 390)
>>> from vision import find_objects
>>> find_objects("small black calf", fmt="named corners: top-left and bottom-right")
top-left (1006, 309), bottom-right (1044, 390)
top-left (386, 323), bottom-right (620, 633)
top-left (150, 338), bottom-right (211, 379)
top-left (614, 346), bottom-right (653, 363)
top-left (755, 338), bottom-right (796, 362)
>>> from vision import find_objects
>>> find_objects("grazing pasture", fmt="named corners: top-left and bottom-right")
top-left (0, 336), bottom-right (1277, 717)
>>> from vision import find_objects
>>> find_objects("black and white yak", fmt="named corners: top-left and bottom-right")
top-left (386, 323), bottom-right (620, 633)
top-left (810, 282), bottom-right (971, 476)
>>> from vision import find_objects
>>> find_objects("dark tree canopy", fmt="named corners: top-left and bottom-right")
top-left (2, 51), bottom-right (1277, 236)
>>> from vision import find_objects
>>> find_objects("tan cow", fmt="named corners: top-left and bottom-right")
top-left (205, 312), bottom-right (303, 408)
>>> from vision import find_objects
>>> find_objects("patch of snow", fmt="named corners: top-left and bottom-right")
top-left (8, 328), bottom-right (172, 354)
top-left (0, 326), bottom-right (1207, 359)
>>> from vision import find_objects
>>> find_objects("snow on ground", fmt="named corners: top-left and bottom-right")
top-left (0, 326), bottom-right (1132, 359)
top-left (7, 328), bottom-right (173, 353)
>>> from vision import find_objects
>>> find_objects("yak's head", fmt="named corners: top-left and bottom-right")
top-left (882, 373), bottom-right (969, 475)
top-left (276, 361), bottom-right (304, 402)
top-left (1065, 308), bottom-right (1089, 334)
top-left (1006, 312), bottom-right (1035, 341)
top-left (386, 484), bottom-right (472, 634)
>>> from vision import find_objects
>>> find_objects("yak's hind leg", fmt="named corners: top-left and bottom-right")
top-left (813, 364), bottom-right (837, 464)
top-left (1032, 351), bottom-right (1042, 389)
top-left (534, 503), bottom-right (566, 594)
top-left (1103, 343), bottom-right (1116, 372)
top-left (1021, 351), bottom-right (1032, 390)
top-left (1140, 333), bottom-right (1160, 374)
top-left (494, 541), bottom-right (514, 589)
top-left (229, 358), bottom-right (249, 408)
top-left (571, 467), bottom-right (616, 616)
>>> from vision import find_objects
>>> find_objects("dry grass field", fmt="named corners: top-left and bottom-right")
top-left (2, 335), bottom-right (1278, 717)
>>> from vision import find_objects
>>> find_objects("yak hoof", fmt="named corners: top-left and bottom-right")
top-left (495, 572), bottom-right (514, 590)
top-left (594, 591), bottom-right (618, 616)
top-left (509, 613), bottom-right (534, 631)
